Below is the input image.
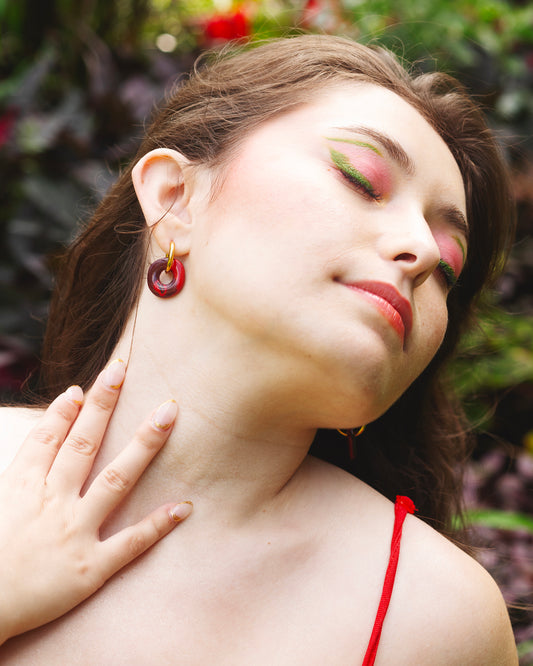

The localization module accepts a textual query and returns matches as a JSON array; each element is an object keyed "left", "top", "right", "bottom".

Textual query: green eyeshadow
[
  {"left": 329, "top": 147, "right": 374, "bottom": 195},
  {"left": 438, "top": 259, "right": 458, "bottom": 288}
]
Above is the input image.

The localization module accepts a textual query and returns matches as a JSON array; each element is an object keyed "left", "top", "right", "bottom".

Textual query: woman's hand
[{"left": 0, "top": 360, "right": 192, "bottom": 645}]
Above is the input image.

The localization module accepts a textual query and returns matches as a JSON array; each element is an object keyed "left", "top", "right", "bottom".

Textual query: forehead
[{"left": 236, "top": 83, "right": 466, "bottom": 213}]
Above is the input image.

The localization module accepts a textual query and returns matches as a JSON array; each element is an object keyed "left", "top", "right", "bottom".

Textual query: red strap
[{"left": 362, "top": 495, "right": 416, "bottom": 666}]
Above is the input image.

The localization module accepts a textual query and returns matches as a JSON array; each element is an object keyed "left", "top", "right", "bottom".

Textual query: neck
[{"left": 97, "top": 292, "right": 318, "bottom": 534}]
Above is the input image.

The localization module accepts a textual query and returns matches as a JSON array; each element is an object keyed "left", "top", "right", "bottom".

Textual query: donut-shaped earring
[{"left": 147, "top": 242, "right": 185, "bottom": 298}]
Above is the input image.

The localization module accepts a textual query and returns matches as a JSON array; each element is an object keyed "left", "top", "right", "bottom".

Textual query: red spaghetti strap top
[{"left": 362, "top": 495, "right": 416, "bottom": 666}]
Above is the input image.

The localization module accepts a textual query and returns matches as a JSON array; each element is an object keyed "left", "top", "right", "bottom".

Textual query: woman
[{"left": 0, "top": 35, "right": 517, "bottom": 663}]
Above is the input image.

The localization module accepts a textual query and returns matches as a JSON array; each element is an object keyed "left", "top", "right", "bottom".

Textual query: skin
[
  {"left": 0, "top": 83, "right": 517, "bottom": 664},
  {"left": 0, "top": 363, "right": 193, "bottom": 646}
]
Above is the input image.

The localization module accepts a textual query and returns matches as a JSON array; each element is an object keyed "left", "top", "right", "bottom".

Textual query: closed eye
[
  {"left": 329, "top": 148, "right": 382, "bottom": 202},
  {"left": 437, "top": 259, "right": 458, "bottom": 290}
]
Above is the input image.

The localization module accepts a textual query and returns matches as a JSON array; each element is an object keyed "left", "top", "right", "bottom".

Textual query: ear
[{"left": 132, "top": 148, "right": 194, "bottom": 257}]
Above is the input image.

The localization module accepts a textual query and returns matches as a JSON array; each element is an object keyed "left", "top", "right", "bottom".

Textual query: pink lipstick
[{"left": 342, "top": 280, "right": 413, "bottom": 343}]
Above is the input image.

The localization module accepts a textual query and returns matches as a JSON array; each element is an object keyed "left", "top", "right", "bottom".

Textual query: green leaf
[{"left": 464, "top": 508, "right": 533, "bottom": 534}]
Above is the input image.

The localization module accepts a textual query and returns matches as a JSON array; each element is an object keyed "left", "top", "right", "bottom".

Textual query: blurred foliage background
[{"left": 1, "top": 0, "right": 532, "bottom": 659}]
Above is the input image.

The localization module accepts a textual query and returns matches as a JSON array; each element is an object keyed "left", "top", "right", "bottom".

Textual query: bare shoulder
[
  {"left": 388, "top": 513, "right": 518, "bottom": 665},
  {"left": 0, "top": 406, "right": 42, "bottom": 471},
  {"left": 304, "top": 457, "right": 517, "bottom": 665}
]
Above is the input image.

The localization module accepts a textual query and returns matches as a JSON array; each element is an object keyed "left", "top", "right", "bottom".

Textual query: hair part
[{"left": 38, "top": 35, "right": 515, "bottom": 538}]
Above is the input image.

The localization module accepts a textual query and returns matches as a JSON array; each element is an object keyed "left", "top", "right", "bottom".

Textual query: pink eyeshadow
[
  {"left": 433, "top": 232, "right": 465, "bottom": 277},
  {"left": 327, "top": 140, "right": 392, "bottom": 197}
]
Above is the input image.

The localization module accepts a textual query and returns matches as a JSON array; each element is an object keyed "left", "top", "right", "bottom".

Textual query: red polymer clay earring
[{"left": 147, "top": 241, "right": 185, "bottom": 298}]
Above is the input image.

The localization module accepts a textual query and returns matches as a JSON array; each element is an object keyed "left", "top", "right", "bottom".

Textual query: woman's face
[{"left": 186, "top": 83, "right": 468, "bottom": 426}]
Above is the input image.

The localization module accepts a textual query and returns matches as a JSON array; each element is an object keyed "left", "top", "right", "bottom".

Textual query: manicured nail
[
  {"left": 152, "top": 399, "right": 177, "bottom": 431},
  {"left": 103, "top": 359, "right": 126, "bottom": 390},
  {"left": 169, "top": 501, "right": 193, "bottom": 523},
  {"left": 65, "top": 385, "right": 83, "bottom": 405}
]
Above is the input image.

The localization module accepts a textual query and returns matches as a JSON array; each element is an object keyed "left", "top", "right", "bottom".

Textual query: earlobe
[{"left": 132, "top": 148, "right": 193, "bottom": 254}]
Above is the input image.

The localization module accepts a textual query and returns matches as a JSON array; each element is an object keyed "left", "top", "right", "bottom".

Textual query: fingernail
[
  {"left": 169, "top": 501, "right": 193, "bottom": 523},
  {"left": 65, "top": 385, "right": 83, "bottom": 405},
  {"left": 152, "top": 399, "right": 177, "bottom": 431},
  {"left": 103, "top": 359, "right": 126, "bottom": 390}
]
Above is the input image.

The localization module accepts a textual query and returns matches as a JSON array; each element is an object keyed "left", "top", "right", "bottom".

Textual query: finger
[
  {"left": 47, "top": 359, "right": 126, "bottom": 490},
  {"left": 98, "top": 501, "right": 193, "bottom": 579},
  {"left": 10, "top": 386, "right": 84, "bottom": 477},
  {"left": 80, "top": 400, "right": 177, "bottom": 525}
]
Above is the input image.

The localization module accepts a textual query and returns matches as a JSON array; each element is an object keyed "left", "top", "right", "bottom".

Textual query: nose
[{"left": 377, "top": 208, "right": 441, "bottom": 288}]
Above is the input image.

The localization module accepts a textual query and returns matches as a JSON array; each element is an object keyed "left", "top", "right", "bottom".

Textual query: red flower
[{"left": 203, "top": 9, "right": 250, "bottom": 44}]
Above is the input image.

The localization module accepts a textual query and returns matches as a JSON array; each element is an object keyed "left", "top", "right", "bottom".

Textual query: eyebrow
[
  {"left": 436, "top": 204, "right": 470, "bottom": 242},
  {"left": 333, "top": 125, "right": 415, "bottom": 176},
  {"left": 331, "top": 125, "right": 469, "bottom": 239}
]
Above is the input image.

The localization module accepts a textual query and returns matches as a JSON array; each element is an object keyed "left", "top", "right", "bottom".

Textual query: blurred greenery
[
  {"left": 466, "top": 508, "right": 533, "bottom": 533},
  {"left": 450, "top": 309, "right": 533, "bottom": 446},
  {"left": 456, "top": 313, "right": 533, "bottom": 394},
  {"left": 519, "top": 640, "right": 533, "bottom": 660}
]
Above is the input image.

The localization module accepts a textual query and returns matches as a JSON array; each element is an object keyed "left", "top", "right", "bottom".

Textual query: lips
[{"left": 342, "top": 280, "right": 413, "bottom": 344}]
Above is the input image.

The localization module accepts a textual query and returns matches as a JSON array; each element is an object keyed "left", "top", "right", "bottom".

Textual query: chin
[
  {"left": 294, "top": 334, "right": 424, "bottom": 424},
  {"left": 335, "top": 365, "right": 422, "bottom": 426},
  {"left": 311, "top": 382, "right": 396, "bottom": 430}
]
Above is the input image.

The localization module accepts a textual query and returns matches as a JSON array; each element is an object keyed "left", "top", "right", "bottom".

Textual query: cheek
[
  {"left": 427, "top": 306, "right": 449, "bottom": 360},
  {"left": 414, "top": 288, "right": 449, "bottom": 361}
]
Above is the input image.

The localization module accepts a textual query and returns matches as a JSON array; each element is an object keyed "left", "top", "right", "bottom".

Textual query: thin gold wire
[
  {"left": 336, "top": 425, "right": 365, "bottom": 437},
  {"left": 166, "top": 241, "right": 175, "bottom": 273}
]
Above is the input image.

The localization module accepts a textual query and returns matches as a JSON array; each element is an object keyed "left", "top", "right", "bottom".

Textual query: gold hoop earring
[
  {"left": 337, "top": 426, "right": 365, "bottom": 459},
  {"left": 337, "top": 426, "right": 365, "bottom": 438}
]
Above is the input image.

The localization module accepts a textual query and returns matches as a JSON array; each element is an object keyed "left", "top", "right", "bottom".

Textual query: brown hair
[{"left": 38, "top": 35, "right": 515, "bottom": 537}]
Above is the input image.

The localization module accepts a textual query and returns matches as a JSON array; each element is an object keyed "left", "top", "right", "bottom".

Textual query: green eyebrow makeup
[
  {"left": 326, "top": 136, "right": 383, "bottom": 156},
  {"left": 453, "top": 235, "right": 466, "bottom": 263}
]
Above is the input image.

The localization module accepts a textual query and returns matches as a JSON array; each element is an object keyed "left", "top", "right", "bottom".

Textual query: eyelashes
[
  {"left": 329, "top": 148, "right": 382, "bottom": 202},
  {"left": 437, "top": 259, "right": 458, "bottom": 290}
]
